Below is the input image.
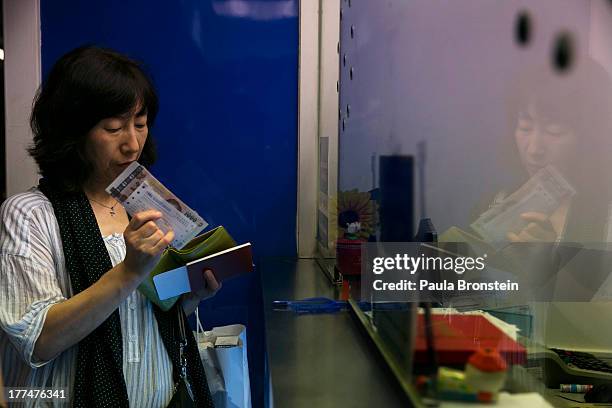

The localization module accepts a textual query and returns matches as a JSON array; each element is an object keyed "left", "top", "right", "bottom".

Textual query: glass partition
[{"left": 333, "top": 1, "right": 612, "bottom": 405}]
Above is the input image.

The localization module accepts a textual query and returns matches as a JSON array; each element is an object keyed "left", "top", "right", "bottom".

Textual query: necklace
[{"left": 88, "top": 197, "right": 119, "bottom": 216}]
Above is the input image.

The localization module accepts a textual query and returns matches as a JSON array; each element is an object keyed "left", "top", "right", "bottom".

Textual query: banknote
[
  {"left": 471, "top": 165, "right": 575, "bottom": 246},
  {"left": 106, "top": 162, "right": 208, "bottom": 249}
]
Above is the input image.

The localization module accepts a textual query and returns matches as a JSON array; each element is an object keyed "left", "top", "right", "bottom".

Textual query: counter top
[{"left": 260, "top": 258, "right": 410, "bottom": 407}]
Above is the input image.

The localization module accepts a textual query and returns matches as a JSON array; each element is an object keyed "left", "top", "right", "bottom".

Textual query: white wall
[
  {"left": 297, "top": 0, "right": 320, "bottom": 257},
  {"left": 316, "top": 0, "right": 340, "bottom": 258},
  {"left": 298, "top": 0, "right": 340, "bottom": 258},
  {"left": 3, "top": 0, "right": 40, "bottom": 196}
]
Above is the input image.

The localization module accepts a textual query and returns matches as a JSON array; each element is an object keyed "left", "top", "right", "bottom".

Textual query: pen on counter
[
  {"left": 560, "top": 384, "right": 593, "bottom": 393},
  {"left": 272, "top": 298, "right": 413, "bottom": 314},
  {"left": 272, "top": 297, "right": 347, "bottom": 314}
]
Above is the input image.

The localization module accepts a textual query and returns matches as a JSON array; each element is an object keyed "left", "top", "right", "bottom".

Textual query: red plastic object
[
  {"left": 468, "top": 348, "right": 507, "bottom": 372},
  {"left": 476, "top": 391, "right": 494, "bottom": 402},
  {"left": 414, "top": 314, "right": 526, "bottom": 366},
  {"left": 340, "top": 279, "right": 350, "bottom": 301},
  {"left": 336, "top": 238, "right": 366, "bottom": 276}
]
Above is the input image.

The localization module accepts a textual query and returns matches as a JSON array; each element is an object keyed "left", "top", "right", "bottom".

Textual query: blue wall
[
  {"left": 41, "top": 0, "right": 298, "bottom": 259},
  {"left": 41, "top": 1, "right": 299, "bottom": 406}
]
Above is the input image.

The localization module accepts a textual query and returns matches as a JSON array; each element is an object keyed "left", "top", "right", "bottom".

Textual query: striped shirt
[{"left": 0, "top": 188, "right": 175, "bottom": 407}]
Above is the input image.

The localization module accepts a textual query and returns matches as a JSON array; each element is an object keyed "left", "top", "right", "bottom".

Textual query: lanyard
[{"left": 177, "top": 305, "right": 195, "bottom": 401}]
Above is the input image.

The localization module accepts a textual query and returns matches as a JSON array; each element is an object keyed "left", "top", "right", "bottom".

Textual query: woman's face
[
  {"left": 514, "top": 102, "right": 578, "bottom": 177},
  {"left": 85, "top": 106, "right": 148, "bottom": 186}
]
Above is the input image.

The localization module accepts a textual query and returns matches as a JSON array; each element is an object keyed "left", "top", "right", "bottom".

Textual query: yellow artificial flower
[{"left": 332, "top": 189, "right": 378, "bottom": 240}]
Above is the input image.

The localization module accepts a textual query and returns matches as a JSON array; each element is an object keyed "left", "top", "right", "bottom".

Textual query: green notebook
[{"left": 138, "top": 226, "right": 237, "bottom": 311}]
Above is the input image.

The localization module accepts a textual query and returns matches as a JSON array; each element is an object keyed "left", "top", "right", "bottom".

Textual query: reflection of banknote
[
  {"left": 471, "top": 166, "right": 575, "bottom": 246},
  {"left": 106, "top": 162, "right": 208, "bottom": 249}
]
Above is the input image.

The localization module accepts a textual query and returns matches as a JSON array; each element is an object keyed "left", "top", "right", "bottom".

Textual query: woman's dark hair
[{"left": 29, "top": 45, "right": 158, "bottom": 192}]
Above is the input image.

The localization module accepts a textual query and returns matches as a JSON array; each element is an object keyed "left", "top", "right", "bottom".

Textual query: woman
[
  {"left": 0, "top": 46, "right": 219, "bottom": 407},
  {"left": 490, "top": 56, "right": 612, "bottom": 245},
  {"left": 469, "top": 56, "right": 612, "bottom": 302},
  {"left": 488, "top": 57, "right": 612, "bottom": 355}
]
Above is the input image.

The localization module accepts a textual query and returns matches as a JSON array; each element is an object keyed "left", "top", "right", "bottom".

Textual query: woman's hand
[
  {"left": 502, "top": 212, "right": 563, "bottom": 293},
  {"left": 182, "top": 269, "right": 221, "bottom": 315},
  {"left": 196, "top": 269, "right": 221, "bottom": 300},
  {"left": 122, "top": 210, "right": 174, "bottom": 280},
  {"left": 507, "top": 212, "right": 558, "bottom": 242},
  {"left": 35, "top": 209, "right": 174, "bottom": 362}
]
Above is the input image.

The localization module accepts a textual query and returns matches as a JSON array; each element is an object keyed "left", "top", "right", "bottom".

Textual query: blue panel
[
  {"left": 40, "top": 0, "right": 298, "bottom": 259},
  {"left": 41, "top": 1, "right": 298, "bottom": 407}
]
